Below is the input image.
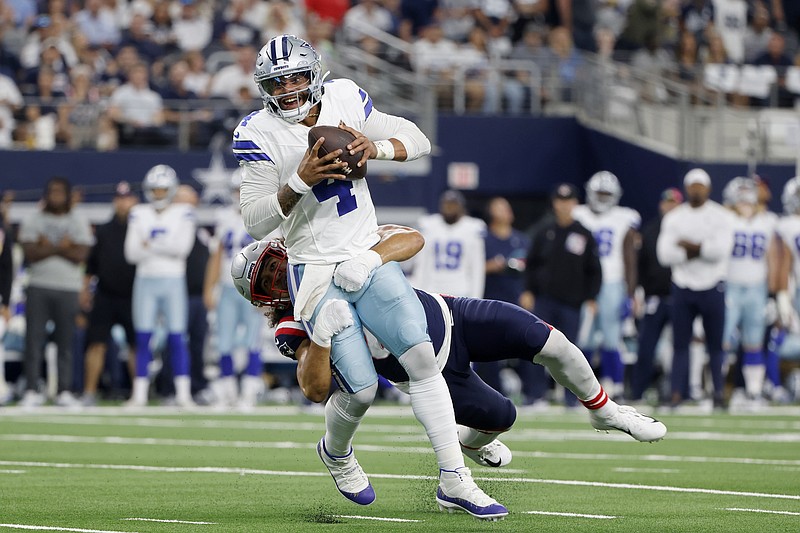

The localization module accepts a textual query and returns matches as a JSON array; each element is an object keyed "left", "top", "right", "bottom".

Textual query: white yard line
[
  {"left": 121, "top": 519, "right": 216, "bottom": 525},
  {"left": 2, "top": 460, "right": 798, "bottom": 501},
  {"left": 0, "top": 524, "right": 137, "bottom": 533},
  {"left": 724, "top": 507, "right": 800, "bottom": 516},
  {"left": 613, "top": 467, "right": 680, "bottom": 474},
  {"left": 331, "top": 516, "right": 421, "bottom": 523},
  {"left": 0, "top": 469, "right": 26, "bottom": 474},
  {"left": 522, "top": 511, "right": 617, "bottom": 519}
]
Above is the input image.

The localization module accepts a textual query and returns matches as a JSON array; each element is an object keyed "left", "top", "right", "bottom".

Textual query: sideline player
[
  {"left": 235, "top": 35, "right": 501, "bottom": 517},
  {"left": 230, "top": 230, "right": 668, "bottom": 489},
  {"left": 573, "top": 171, "right": 640, "bottom": 397},
  {"left": 124, "top": 165, "right": 195, "bottom": 407}
]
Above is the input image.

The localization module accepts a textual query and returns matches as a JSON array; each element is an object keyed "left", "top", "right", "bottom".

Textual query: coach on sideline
[{"left": 657, "top": 169, "right": 735, "bottom": 410}]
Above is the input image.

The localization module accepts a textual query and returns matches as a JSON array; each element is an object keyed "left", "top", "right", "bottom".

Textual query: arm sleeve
[
  {"left": 123, "top": 212, "right": 150, "bottom": 265},
  {"left": 656, "top": 213, "right": 687, "bottom": 267},
  {"left": 239, "top": 161, "right": 288, "bottom": 239},
  {"left": 274, "top": 315, "right": 309, "bottom": 361},
  {"left": 362, "top": 108, "right": 432, "bottom": 161}
]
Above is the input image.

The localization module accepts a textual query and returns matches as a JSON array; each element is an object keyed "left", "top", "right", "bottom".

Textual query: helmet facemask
[
  {"left": 250, "top": 242, "right": 291, "bottom": 309},
  {"left": 586, "top": 171, "right": 622, "bottom": 214}
]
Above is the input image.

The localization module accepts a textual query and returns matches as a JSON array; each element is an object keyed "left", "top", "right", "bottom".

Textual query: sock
[
  {"left": 458, "top": 425, "right": 502, "bottom": 450},
  {"left": 168, "top": 333, "right": 189, "bottom": 377},
  {"left": 131, "top": 377, "right": 149, "bottom": 403},
  {"left": 742, "top": 350, "right": 765, "bottom": 398},
  {"left": 323, "top": 384, "right": 376, "bottom": 457},
  {"left": 219, "top": 354, "right": 234, "bottom": 377},
  {"left": 174, "top": 375, "right": 191, "bottom": 401},
  {"left": 399, "top": 343, "right": 463, "bottom": 471},
  {"left": 134, "top": 332, "right": 152, "bottom": 378},
  {"left": 246, "top": 351, "right": 261, "bottom": 377},
  {"left": 534, "top": 328, "right": 602, "bottom": 402}
]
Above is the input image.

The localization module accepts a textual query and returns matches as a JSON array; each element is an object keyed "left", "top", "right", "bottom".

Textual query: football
[{"left": 308, "top": 125, "right": 367, "bottom": 180}]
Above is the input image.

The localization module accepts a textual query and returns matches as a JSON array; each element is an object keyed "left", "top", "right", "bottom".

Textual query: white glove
[
  {"left": 311, "top": 299, "right": 354, "bottom": 348},
  {"left": 776, "top": 290, "right": 794, "bottom": 327},
  {"left": 334, "top": 250, "right": 382, "bottom": 292}
]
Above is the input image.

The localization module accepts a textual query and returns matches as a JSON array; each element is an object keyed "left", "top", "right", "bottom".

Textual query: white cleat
[
  {"left": 436, "top": 467, "right": 508, "bottom": 521},
  {"left": 590, "top": 402, "right": 667, "bottom": 442},
  {"left": 317, "top": 438, "right": 375, "bottom": 505},
  {"left": 461, "top": 439, "right": 512, "bottom": 468}
]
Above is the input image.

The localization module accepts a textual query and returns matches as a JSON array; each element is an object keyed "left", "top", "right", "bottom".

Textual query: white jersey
[
  {"left": 728, "top": 210, "right": 776, "bottom": 285},
  {"left": 124, "top": 203, "right": 195, "bottom": 278},
  {"left": 776, "top": 214, "right": 800, "bottom": 282},
  {"left": 409, "top": 214, "right": 486, "bottom": 298},
  {"left": 236, "top": 78, "right": 431, "bottom": 265},
  {"left": 713, "top": 0, "right": 747, "bottom": 64},
  {"left": 572, "top": 204, "right": 640, "bottom": 284},
  {"left": 212, "top": 206, "right": 258, "bottom": 288}
]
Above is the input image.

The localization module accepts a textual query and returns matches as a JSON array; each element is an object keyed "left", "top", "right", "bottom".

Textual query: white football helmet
[
  {"left": 586, "top": 171, "right": 622, "bottom": 214},
  {"left": 782, "top": 176, "right": 800, "bottom": 215},
  {"left": 231, "top": 239, "right": 290, "bottom": 309},
  {"left": 722, "top": 177, "right": 758, "bottom": 207},
  {"left": 142, "top": 164, "right": 178, "bottom": 210},
  {"left": 254, "top": 34, "right": 328, "bottom": 123}
]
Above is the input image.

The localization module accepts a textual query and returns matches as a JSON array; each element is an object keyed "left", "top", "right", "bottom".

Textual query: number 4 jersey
[{"left": 236, "top": 78, "right": 430, "bottom": 265}]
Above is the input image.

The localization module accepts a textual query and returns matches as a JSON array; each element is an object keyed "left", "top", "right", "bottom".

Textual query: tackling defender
[
  {"left": 230, "top": 229, "right": 668, "bottom": 514},
  {"left": 234, "top": 34, "right": 502, "bottom": 517}
]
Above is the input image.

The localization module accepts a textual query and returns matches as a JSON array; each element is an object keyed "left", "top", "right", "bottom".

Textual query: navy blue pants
[
  {"left": 631, "top": 296, "right": 672, "bottom": 400},
  {"left": 670, "top": 283, "right": 726, "bottom": 402},
  {"left": 531, "top": 296, "right": 581, "bottom": 404}
]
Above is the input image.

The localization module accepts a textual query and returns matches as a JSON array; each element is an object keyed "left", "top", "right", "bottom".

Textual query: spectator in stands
[
  {"left": 108, "top": 61, "right": 167, "bottom": 145},
  {"left": 544, "top": 26, "right": 583, "bottom": 103},
  {"left": 18, "top": 176, "right": 93, "bottom": 407},
  {"left": 704, "top": 30, "right": 731, "bottom": 64},
  {"left": 208, "top": 45, "right": 259, "bottom": 101},
  {"left": 680, "top": 0, "right": 715, "bottom": 45},
  {"left": 474, "top": 197, "right": 534, "bottom": 403},
  {"left": 410, "top": 190, "right": 487, "bottom": 299},
  {"left": 439, "top": 0, "right": 476, "bottom": 43},
  {"left": 172, "top": 0, "right": 212, "bottom": 53},
  {"left": 505, "top": 23, "right": 549, "bottom": 112},
  {"left": 410, "top": 22, "right": 459, "bottom": 110},
  {"left": 7, "top": 0, "right": 36, "bottom": 28},
  {"left": 305, "top": 0, "right": 349, "bottom": 29},
  {"left": 74, "top": 0, "right": 120, "bottom": 49},
  {"left": 58, "top": 64, "right": 107, "bottom": 150},
  {"left": 544, "top": 0, "right": 597, "bottom": 52},
  {"left": 617, "top": 0, "right": 664, "bottom": 52},
  {"left": 343, "top": 0, "right": 394, "bottom": 45},
  {"left": 771, "top": 0, "right": 800, "bottom": 43},
  {"left": 457, "top": 26, "right": 493, "bottom": 113},
  {"left": 753, "top": 32, "right": 794, "bottom": 107},
  {"left": 630, "top": 187, "right": 682, "bottom": 403},
  {"left": 631, "top": 32, "right": 675, "bottom": 102},
  {"left": 744, "top": 2, "right": 773, "bottom": 65},
  {"left": 657, "top": 168, "right": 735, "bottom": 409},
  {"left": 19, "top": 15, "right": 78, "bottom": 71},
  {"left": 472, "top": 0, "right": 513, "bottom": 57},
  {"left": 157, "top": 59, "right": 212, "bottom": 147},
  {"left": 182, "top": 50, "right": 210, "bottom": 98},
  {"left": 172, "top": 184, "right": 210, "bottom": 404},
  {"left": 148, "top": 0, "right": 177, "bottom": 54},
  {"left": 0, "top": 71, "right": 23, "bottom": 148},
  {"left": 119, "top": 13, "right": 164, "bottom": 63},
  {"left": 212, "top": 0, "right": 259, "bottom": 52},
  {"left": 399, "top": 0, "right": 441, "bottom": 41},
  {"left": 80, "top": 181, "right": 138, "bottom": 405},
  {"left": 523, "top": 183, "right": 602, "bottom": 405},
  {"left": 675, "top": 30, "right": 700, "bottom": 84},
  {"left": 261, "top": 0, "right": 305, "bottom": 45}
]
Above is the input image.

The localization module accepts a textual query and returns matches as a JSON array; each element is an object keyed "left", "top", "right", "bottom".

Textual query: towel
[{"left": 293, "top": 263, "right": 336, "bottom": 322}]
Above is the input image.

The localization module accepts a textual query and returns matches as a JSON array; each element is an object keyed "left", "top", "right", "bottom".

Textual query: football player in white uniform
[
  {"left": 774, "top": 177, "right": 800, "bottom": 398},
  {"left": 722, "top": 177, "right": 778, "bottom": 402},
  {"left": 410, "top": 190, "right": 487, "bottom": 298},
  {"left": 204, "top": 171, "right": 274, "bottom": 408},
  {"left": 124, "top": 165, "right": 196, "bottom": 407},
  {"left": 235, "top": 35, "right": 504, "bottom": 517},
  {"left": 573, "top": 171, "right": 640, "bottom": 397}
]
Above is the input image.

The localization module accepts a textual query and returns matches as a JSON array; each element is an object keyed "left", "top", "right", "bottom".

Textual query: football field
[{"left": 1, "top": 404, "right": 799, "bottom": 532}]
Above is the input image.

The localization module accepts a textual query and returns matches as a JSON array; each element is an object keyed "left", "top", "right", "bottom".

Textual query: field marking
[
  {"left": 613, "top": 467, "right": 680, "bottom": 474},
  {"left": 121, "top": 519, "right": 216, "bottom": 525},
  {"left": 724, "top": 508, "right": 800, "bottom": 516},
  {"left": 2, "top": 460, "right": 799, "bottom": 501},
  {"left": 3, "top": 433, "right": 800, "bottom": 468},
  {"left": 332, "top": 515, "right": 421, "bottom": 523},
  {"left": 522, "top": 511, "right": 617, "bottom": 519},
  {"left": 0, "top": 524, "right": 138, "bottom": 533},
  {"left": 0, "top": 469, "right": 26, "bottom": 474}
]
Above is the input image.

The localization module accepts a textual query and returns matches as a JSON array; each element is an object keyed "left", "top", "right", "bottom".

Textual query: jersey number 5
[{"left": 313, "top": 180, "right": 357, "bottom": 216}]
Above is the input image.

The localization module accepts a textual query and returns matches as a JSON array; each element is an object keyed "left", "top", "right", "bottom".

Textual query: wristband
[
  {"left": 373, "top": 140, "right": 395, "bottom": 160},
  {"left": 287, "top": 172, "right": 311, "bottom": 195}
]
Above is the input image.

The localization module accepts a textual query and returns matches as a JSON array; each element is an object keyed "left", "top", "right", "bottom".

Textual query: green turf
[{"left": 1, "top": 405, "right": 799, "bottom": 532}]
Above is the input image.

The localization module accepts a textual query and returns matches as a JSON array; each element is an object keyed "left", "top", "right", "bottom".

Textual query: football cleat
[
  {"left": 317, "top": 438, "right": 375, "bottom": 505},
  {"left": 590, "top": 402, "right": 667, "bottom": 442},
  {"left": 461, "top": 439, "right": 512, "bottom": 468},
  {"left": 436, "top": 467, "right": 508, "bottom": 521}
]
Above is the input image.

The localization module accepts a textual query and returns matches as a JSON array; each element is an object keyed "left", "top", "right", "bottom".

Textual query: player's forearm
[
  {"left": 240, "top": 193, "right": 287, "bottom": 240},
  {"left": 373, "top": 225, "right": 424, "bottom": 263},
  {"left": 57, "top": 244, "right": 90, "bottom": 264},
  {"left": 22, "top": 242, "right": 57, "bottom": 263},
  {"left": 295, "top": 340, "right": 332, "bottom": 403}
]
